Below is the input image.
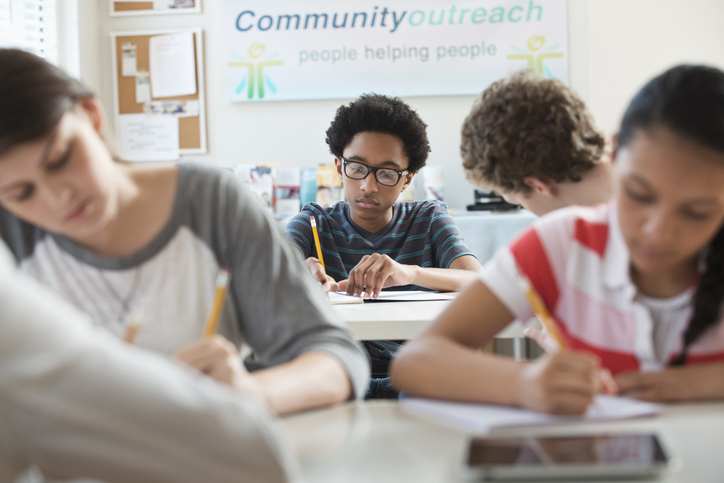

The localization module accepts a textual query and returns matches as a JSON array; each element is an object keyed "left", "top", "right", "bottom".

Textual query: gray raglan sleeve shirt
[{"left": 181, "top": 166, "right": 369, "bottom": 399}]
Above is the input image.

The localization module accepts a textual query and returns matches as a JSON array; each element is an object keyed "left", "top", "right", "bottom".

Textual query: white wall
[
  {"left": 588, "top": 0, "right": 724, "bottom": 135},
  {"left": 70, "top": 0, "right": 724, "bottom": 210}
]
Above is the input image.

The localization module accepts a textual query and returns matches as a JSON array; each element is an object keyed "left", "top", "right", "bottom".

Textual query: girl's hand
[
  {"left": 174, "top": 335, "right": 267, "bottom": 406},
  {"left": 523, "top": 328, "right": 618, "bottom": 396},
  {"left": 304, "top": 256, "right": 339, "bottom": 292},
  {"left": 342, "top": 253, "right": 416, "bottom": 298},
  {"left": 614, "top": 364, "right": 724, "bottom": 402},
  {"left": 517, "top": 351, "right": 601, "bottom": 415}
]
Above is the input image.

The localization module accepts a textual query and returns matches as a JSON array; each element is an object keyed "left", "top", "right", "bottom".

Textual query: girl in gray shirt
[{"left": 0, "top": 49, "right": 368, "bottom": 415}]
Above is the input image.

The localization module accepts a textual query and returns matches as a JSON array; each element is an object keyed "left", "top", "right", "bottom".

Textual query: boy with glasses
[{"left": 285, "top": 94, "right": 481, "bottom": 396}]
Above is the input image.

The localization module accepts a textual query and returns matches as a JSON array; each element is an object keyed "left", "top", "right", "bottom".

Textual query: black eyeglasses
[{"left": 341, "top": 157, "right": 409, "bottom": 187}]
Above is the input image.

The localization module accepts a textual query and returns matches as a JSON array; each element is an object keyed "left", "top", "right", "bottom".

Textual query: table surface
[
  {"left": 333, "top": 299, "right": 523, "bottom": 340},
  {"left": 282, "top": 400, "right": 724, "bottom": 483}
]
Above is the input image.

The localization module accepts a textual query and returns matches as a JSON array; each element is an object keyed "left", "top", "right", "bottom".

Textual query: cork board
[
  {"left": 110, "top": 1, "right": 201, "bottom": 16},
  {"left": 111, "top": 28, "right": 206, "bottom": 154}
]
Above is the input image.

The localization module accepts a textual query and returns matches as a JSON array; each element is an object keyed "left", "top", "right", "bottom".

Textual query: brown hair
[
  {"left": 460, "top": 70, "right": 605, "bottom": 193},
  {"left": 0, "top": 49, "right": 94, "bottom": 157}
]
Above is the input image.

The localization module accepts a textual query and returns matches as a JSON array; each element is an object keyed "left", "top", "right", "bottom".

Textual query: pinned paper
[
  {"left": 118, "top": 113, "right": 179, "bottom": 162},
  {"left": 121, "top": 42, "right": 137, "bottom": 77},
  {"left": 143, "top": 99, "right": 199, "bottom": 117},
  {"left": 149, "top": 32, "right": 197, "bottom": 98},
  {"left": 135, "top": 69, "right": 151, "bottom": 104}
]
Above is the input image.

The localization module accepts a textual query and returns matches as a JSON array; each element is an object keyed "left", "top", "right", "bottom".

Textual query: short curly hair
[
  {"left": 461, "top": 70, "right": 605, "bottom": 194},
  {"left": 326, "top": 94, "right": 430, "bottom": 173}
]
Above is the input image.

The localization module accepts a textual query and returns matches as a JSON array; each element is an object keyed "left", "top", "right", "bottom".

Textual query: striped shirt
[
  {"left": 480, "top": 202, "right": 724, "bottom": 375},
  {"left": 285, "top": 201, "right": 474, "bottom": 285}
]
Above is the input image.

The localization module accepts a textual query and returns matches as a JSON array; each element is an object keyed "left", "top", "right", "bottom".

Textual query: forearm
[
  {"left": 390, "top": 334, "right": 524, "bottom": 406},
  {"left": 253, "top": 351, "right": 353, "bottom": 415},
  {"left": 411, "top": 266, "right": 480, "bottom": 292}
]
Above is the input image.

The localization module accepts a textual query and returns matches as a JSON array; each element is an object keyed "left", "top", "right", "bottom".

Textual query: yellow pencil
[
  {"left": 203, "top": 268, "right": 231, "bottom": 338},
  {"left": 518, "top": 275, "right": 566, "bottom": 349},
  {"left": 310, "top": 216, "right": 326, "bottom": 275},
  {"left": 122, "top": 308, "right": 145, "bottom": 344}
]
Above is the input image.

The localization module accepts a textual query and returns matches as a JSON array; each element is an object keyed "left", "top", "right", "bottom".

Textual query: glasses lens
[
  {"left": 376, "top": 169, "right": 401, "bottom": 186},
  {"left": 345, "top": 161, "right": 369, "bottom": 180}
]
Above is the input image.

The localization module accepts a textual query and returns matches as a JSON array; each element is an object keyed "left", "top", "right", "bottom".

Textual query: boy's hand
[
  {"left": 344, "top": 253, "right": 417, "bottom": 298},
  {"left": 174, "top": 335, "right": 267, "bottom": 407},
  {"left": 517, "top": 351, "right": 600, "bottom": 415},
  {"left": 304, "top": 256, "right": 339, "bottom": 292}
]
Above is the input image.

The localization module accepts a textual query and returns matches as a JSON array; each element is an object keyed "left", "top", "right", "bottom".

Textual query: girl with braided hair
[{"left": 392, "top": 64, "right": 724, "bottom": 414}]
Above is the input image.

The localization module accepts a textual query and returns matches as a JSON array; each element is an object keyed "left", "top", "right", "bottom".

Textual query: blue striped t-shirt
[{"left": 285, "top": 201, "right": 475, "bottom": 284}]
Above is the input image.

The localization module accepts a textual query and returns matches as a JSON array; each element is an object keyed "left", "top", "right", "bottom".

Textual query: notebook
[
  {"left": 328, "top": 290, "right": 457, "bottom": 305},
  {"left": 401, "top": 395, "right": 660, "bottom": 434}
]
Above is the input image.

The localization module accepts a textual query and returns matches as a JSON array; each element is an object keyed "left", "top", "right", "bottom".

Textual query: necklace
[{"left": 97, "top": 267, "right": 142, "bottom": 324}]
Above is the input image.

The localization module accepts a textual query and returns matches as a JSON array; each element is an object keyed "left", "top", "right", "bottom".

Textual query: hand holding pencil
[
  {"left": 515, "top": 275, "right": 616, "bottom": 414},
  {"left": 306, "top": 216, "right": 338, "bottom": 292}
]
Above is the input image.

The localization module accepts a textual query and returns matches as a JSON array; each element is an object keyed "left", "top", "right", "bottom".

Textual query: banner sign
[{"left": 222, "top": 0, "right": 567, "bottom": 102}]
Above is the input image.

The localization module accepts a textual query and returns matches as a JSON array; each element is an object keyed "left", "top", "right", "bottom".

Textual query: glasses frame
[{"left": 341, "top": 157, "right": 409, "bottom": 187}]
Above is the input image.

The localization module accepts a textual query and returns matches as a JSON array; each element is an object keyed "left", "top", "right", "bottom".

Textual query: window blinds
[{"left": 0, "top": 0, "right": 57, "bottom": 63}]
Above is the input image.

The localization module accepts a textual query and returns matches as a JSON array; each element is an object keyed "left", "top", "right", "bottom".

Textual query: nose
[
  {"left": 641, "top": 208, "right": 677, "bottom": 243},
  {"left": 360, "top": 173, "right": 379, "bottom": 193},
  {"left": 41, "top": 176, "right": 73, "bottom": 206}
]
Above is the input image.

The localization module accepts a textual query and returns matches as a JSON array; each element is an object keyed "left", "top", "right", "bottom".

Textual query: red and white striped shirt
[{"left": 480, "top": 203, "right": 724, "bottom": 375}]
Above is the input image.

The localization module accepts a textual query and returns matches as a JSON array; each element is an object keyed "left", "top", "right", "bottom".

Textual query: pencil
[
  {"left": 518, "top": 275, "right": 566, "bottom": 349},
  {"left": 122, "top": 308, "right": 145, "bottom": 344},
  {"left": 203, "top": 268, "right": 231, "bottom": 338},
  {"left": 310, "top": 216, "right": 326, "bottom": 275}
]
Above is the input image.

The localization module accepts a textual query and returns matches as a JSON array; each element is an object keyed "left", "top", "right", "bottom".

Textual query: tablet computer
[{"left": 460, "top": 433, "right": 675, "bottom": 481}]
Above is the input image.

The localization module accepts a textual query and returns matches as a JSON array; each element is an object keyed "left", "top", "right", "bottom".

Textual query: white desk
[
  {"left": 282, "top": 400, "right": 724, "bottom": 483},
  {"left": 333, "top": 300, "right": 524, "bottom": 341}
]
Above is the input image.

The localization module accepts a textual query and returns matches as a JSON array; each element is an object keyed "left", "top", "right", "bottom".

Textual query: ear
[
  {"left": 401, "top": 171, "right": 416, "bottom": 191},
  {"left": 334, "top": 157, "right": 344, "bottom": 182},
  {"left": 610, "top": 134, "right": 618, "bottom": 162},
  {"left": 523, "top": 177, "right": 556, "bottom": 198},
  {"left": 76, "top": 97, "right": 105, "bottom": 134}
]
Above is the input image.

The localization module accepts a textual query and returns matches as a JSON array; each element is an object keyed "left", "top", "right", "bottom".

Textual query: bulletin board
[
  {"left": 110, "top": 1, "right": 202, "bottom": 17},
  {"left": 110, "top": 28, "right": 207, "bottom": 157}
]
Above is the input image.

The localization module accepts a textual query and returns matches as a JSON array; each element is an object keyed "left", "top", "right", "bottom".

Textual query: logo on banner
[
  {"left": 506, "top": 34, "right": 563, "bottom": 78},
  {"left": 228, "top": 43, "right": 284, "bottom": 99}
]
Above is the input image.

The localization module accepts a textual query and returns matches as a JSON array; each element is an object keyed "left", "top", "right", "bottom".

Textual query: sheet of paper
[
  {"left": 118, "top": 113, "right": 179, "bottom": 162},
  {"left": 401, "top": 395, "right": 660, "bottom": 435},
  {"left": 149, "top": 32, "right": 197, "bottom": 98},
  {"left": 121, "top": 42, "right": 137, "bottom": 77},
  {"left": 135, "top": 69, "right": 151, "bottom": 104},
  {"left": 364, "top": 290, "right": 458, "bottom": 302},
  {"left": 329, "top": 292, "right": 365, "bottom": 305}
]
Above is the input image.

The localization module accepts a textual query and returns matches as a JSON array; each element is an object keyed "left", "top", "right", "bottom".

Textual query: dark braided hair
[
  {"left": 618, "top": 65, "right": 724, "bottom": 365},
  {"left": 325, "top": 93, "right": 430, "bottom": 173}
]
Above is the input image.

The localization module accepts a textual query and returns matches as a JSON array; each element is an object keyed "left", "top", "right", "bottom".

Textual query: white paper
[
  {"left": 135, "top": 69, "right": 151, "bottom": 104},
  {"left": 121, "top": 42, "right": 137, "bottom": 77},
  {"left": 149, "top": 32, "right": 197, "bottom": 98},
  {"left": 401, "top": 395, "right": 660, "bottom": 435},
  {"left": 329, "top": 292, "right": 365, "bottom": 305},
  {"left": 118, "top": 114, "right": 179, "bottom": 162}
]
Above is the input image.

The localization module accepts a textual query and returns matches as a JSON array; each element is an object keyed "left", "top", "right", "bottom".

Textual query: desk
[
  {"left": 282, "top": 400, "right": 724, "bottom": 483},
  {"left": 333, "top": 300, "right": 524, "bottom": 341}
]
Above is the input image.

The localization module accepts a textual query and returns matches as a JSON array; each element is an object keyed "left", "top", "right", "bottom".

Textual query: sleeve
[
  {"left": 0, "top": 244, "right": 300, "bottom": 483},
  {"left": 479, "top": 210, "right": 574, "bottom": 322},
  {"left": 284, "top": 205, "right": 316, "bottom": 259},
  {"left": 211, "top": 172, "right": 369, "bottom": 400},
  {"left": 428, "top": 202, "right": 477, "bottom": 268}
]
